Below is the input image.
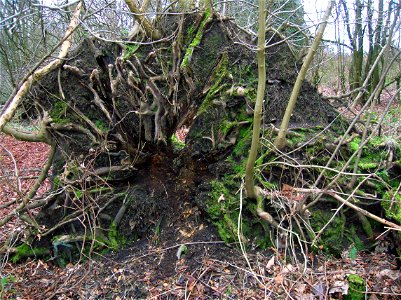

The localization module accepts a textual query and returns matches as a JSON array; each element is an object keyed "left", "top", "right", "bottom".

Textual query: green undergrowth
[
  {"left": 345, "top": 274, "right": 366, "bottom": 300},
  {"left": 204, "top": 121, "right": 401, "bottom": 255}
]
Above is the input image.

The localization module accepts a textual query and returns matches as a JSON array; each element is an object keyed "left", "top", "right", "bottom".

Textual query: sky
[
  {"left": 303, "top": 0, "right": 344, "bottom": 43},
  {"left": 42, "top": 0, "right": 385, "bottom": 49}
]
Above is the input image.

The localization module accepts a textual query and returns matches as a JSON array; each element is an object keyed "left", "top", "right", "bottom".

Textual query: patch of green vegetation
[
  {"left": 310, "top": 208, "right": 368, "bottom": 256},
  {"left": 226, "top": 125, "right": 253, "bottom": 176},
  {"left": 123, "top": 43, "right": 140, "bottom": 60},
  {"left": 345, "top": 274, "right": 365, "bottom": 300},
  {"left": 219, "top": 120, "right": 237, "bottom": 136},
  {"left": 382, "top": 190, "right": 401, "bottom": 224},
  {"left": 235, "top": 63, "right": 257, "bottom": 87},
  {"left": 348, "top": 137, "right": 361, "bottom": 152},
  {"left": 357, "top": 159, "right": 378, "bottom": 170},
  {"left": 0, "top": 274, "right": 15, "bottom": 298},
  {"left": 95, "top": 119, "right": 108, "bottom": 133},
  {"left": 170, "top": 134, "right": 185, "bottom": 151},
  {"left": 197, "top": 52, "right": 230, "bottom": 115},
  {"left": 106, "top": 222, "right": 126, "bottom": 251},
  {"left": 181, "top": 9, "right": 212, "bottom": 69},
  {"left": 73, "top": 188, "right": 83, "bottom": 199},
  {"left": 11, "top": 243, "right": 49, "bottom": 263},
  {"left": 52, "top": 175, "right": 61, "bottom": 189},
  {"left": 50, "top": 101, "right": 69, "bottom": 124},
  {"left": 232, "top": 125, "right": 253, "bottom": 158},
  {"left": 310, "top": 209, "right": 346, "bottom": 255},
  {"left": 186, "top": 23, "right": 196, "bottom": 39},
  {"left": 346, "top": 225, "right": 365, "bottom": 251},
  {"left": 205, "top": 173, "right": 272, "bottom": 248}
]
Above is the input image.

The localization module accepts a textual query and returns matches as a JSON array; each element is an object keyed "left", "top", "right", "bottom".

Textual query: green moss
[
  {"left": 123, "top": 43, "right": 140, "bottom": 60},
  {"left": 50, "top": 101, "right": 69, "bottom": 124},
  {"left": 11, "top": 244, "right": 49, "bottom": 263},
  {"left": 345, "top": 274, "right": 365, "bottom": 300},
  {"left": 52, "top": 175, "right": 61, "bottom": 189},
  {"left": 197, "top": 52, "right": 230, "bottom": 115},
  {"left": 310, "top": 209, "right": 346, "bottom": 255},
  {"left": 181, "top": 9, "right": 212, "bottom": 69},
  {"left": 170, "top": 134, "right": 185, "bottom": 150},
  {"left": 219, "top": 120, "right": 237, "bottom": 136},
  {"left": 95, "top": 119, "right": 108, "bottom": 133},
  {"left": 382, "top": 190, "right": 401, "bottom": 224},
  {"left": 357, "top": 160, "right": 378, "bottom": 170},
  {"left": 186, "top": 23, "right": 196, "bottom": 39},
  {"left": 206, "top": 174, "right": 273, "bottom": 248},
  {"left": 106, "top": 222, "right": 125, "bottom": 250},
  {"left": 349, "top": 137, "right": 361, "bottom": 152},
  {"left": 235, "top": 63, "right": 257, "bottom": 87}
]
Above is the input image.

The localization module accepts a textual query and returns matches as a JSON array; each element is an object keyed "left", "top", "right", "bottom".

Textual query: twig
[
  {"left": 294, "top": 188, "right": 401, "bottom": 231},
  {"left": 0, "top": 143, "right": 55, "bottom": 227}
]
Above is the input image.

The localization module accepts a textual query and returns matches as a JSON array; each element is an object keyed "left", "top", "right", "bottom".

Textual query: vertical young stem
[
  {"left": 274, "top": 0, "right": 334, "bottom": 150},
  {"left": 244, "top": 0, "right": 266, "bottom": 199}
]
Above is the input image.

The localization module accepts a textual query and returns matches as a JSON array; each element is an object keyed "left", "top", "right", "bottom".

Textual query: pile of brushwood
[{"left": 2, "top": 11, "right": 400, "bottom": 264}]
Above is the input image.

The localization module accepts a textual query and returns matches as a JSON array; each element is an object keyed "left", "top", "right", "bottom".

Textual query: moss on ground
[
  {"left": 345, "top": 274, "right": 365, "bottom": 300},
  {"left": 11, "top": 244, "right": 49, "bottom": 263}
]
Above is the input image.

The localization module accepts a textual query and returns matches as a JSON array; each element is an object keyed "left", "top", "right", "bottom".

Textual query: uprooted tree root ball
[{"left": 1, "top": 11, "right": 400, "bottom": 267}]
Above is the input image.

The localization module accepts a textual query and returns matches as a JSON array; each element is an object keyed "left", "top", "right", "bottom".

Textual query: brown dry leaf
[
  {"left": 266, "top": 255, "right": 275, "bottom": 269},
  {"left": 179, "top": 229, "right": 195, "bottom": 237},
  {"left": 281, "top": 264, "right": 294, "bottom": 274},
  {"left": 274, "top": 274, "right": 284, "bottom": 285},
  {"left": 196, "top": 283, "right": 205, "bottom": 299}
]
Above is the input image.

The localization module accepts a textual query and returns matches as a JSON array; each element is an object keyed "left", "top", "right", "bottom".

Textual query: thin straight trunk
[
  {"left": 244, "top": 0, "right": 266, "bottom": 199},
  {"left": 352, "top": 0, "right": 364, "bottom": 102},
  {"left": 274, "top": 0, "right": 334, "bottom": 150}
]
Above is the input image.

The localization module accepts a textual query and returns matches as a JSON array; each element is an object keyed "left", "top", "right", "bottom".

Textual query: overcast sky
[{"left": 303, "top": 0, "right": 342, "bottom": 42}]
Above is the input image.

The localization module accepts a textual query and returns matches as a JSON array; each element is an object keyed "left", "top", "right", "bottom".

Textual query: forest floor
[{"left": 0, "top": 90, "right": 401, "bottom": 299}]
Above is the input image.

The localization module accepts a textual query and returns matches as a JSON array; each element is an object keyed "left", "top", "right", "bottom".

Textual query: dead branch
[
  {"left": 294, "top": 188, "right": 401, "bottom": 231},
  {"left": 2, "top": 113, "right": 52, "bottom": 144},
  {"left": 0, "top": 143, "right": 56, "bottom": 227},
  {"left": 124, "top": 0, "right": 161, "bottom": 40},
  {"left": 0, "top": 1, "right": 83, "bottom": 131},
  {"left": 322, "top": 87, "right": 366, "bottom": 101}
]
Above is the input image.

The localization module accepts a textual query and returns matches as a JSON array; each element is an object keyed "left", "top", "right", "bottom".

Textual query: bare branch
[{"left": 0, "top": 1, "right": 83, "bottom": 131}]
